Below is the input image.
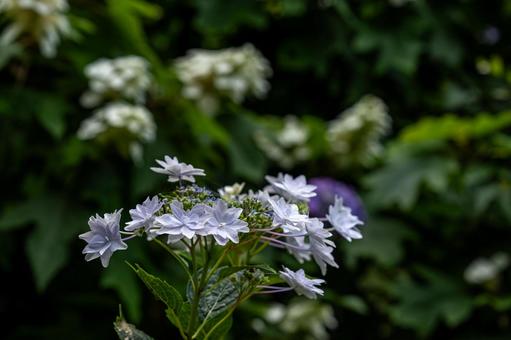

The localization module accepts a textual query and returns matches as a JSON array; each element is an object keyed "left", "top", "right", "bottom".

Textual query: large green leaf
[
  {"left": 344, "top": 218, "right": 416, "bottom": 267},
  {"left": 131, "top": 264, "right": 185, "bottom": 332},
  {"left": 106, "top": 0, "right": 162, "bottom": 69},
  {"left": 0, "top": 195, "right": 86, "bottom": 291},
  {"left": 365, "top": 151, "right": 458, "bottom": 210},
  {"left": 400, "top": 112, "right": 511, "bottom": 144},
  {"left": 388, "top": 268, "right": 474, "bottom": 336}
]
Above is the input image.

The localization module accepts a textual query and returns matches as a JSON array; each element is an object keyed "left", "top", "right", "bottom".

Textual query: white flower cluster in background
[
  {"left": 77, "top": 102, "right": 156, "bottom": 142},
  {"left": 253, "top": 298, "right": 338, "bottom": 340},
  {"left": 328, "top": 94, "right": 391, "bottom": 168},
  {"left": 0, "top": 0, "right": 72, "bottom": 57},
  {"left": 464, "top": 252, "right": 509, "bottom": 285},
  {"left": 80, "top": 56, "right": 151, "bottom": 108},
  {"left": 175, "top": 43, "right": 272, "bottom": 115},
  {"left": 255, "top": 115, "right": 311, "bottom": 169},
  {"left": 77, "top": 55, "right": 155, "bottom": 161}
]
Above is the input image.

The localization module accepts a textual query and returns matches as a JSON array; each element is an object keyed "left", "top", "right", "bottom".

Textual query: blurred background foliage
[{"left": 1, "top": 0, "right": 511, "bottom": 339}]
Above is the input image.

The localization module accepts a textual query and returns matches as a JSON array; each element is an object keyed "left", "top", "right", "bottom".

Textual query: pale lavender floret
[
  {"left": 306, "top": 219, "right": 338, "bottom": 275},
  {"left": 279, "top": 267, "right": 325, "bottom": 299},
  {"left": 205, "top": 200, "right": 249, "bottom": 246},
  {"left": 79, "top": 209, "right": 128, "bottom": 268},
  {"left": 150, "top": 155, "right": 206, "bottom": 183},
  {"left": 265, "top": 173, "right": 317, "bottom": 202},
  {"left": 154, "top": 200, "right": 207, "bottom": 243},
  {"left": 268, "top": 197, "right": 309, "bottom": 232},
  {"left": 125, "top": 196, "right": 163, "bottom": 232},
  {"left": 326, "top": 196, "right": 363, "bottom": 242},
  {"left": 284, "top": 235, "right": 311, "bottom": 263}
]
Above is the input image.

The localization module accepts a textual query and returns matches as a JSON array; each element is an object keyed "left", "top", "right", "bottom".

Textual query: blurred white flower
[
  {"left": 77, "top": 102, "right": 156, "bottom": 161},
  {"left": 175, "top": 43, "right": 272, "bottom": 115},
  {"left": 258, "top": 299, "right": 337, "bottom": 340},
  {"left": 255, "top": 116, "right": 311, "bottom": 169},
  {"left": 0, "top": 0, "right": 72, "bottom": 57},
  {"left": 218, "top": 182, "right": 245, "bottom": 200},
  {"left": 282, "top": 299, "right": 337, "bottom": 340},
  {"left": 464, "top": 252, "right": 509, "bottom": 284},
  {"left": 80, "top": 56, "right": 151, "bottom": 108},
  {"left": 328, "top": 95, "right": 391, "bottom": 168}
]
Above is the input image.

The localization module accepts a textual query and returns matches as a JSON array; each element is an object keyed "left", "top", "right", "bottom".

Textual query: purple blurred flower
[{"left": 308, "top": 177, "right": 365, "bottom": 221}]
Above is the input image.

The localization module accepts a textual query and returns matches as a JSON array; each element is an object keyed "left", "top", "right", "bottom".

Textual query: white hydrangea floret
[
  {"left": 279, "top": 267, "right": 325, "bottom": 299},
  {"left": 326, "top": 196, "right": 363, "bottom": 242},
  {"left": 265, "top": 173, "right": 316, "bottom": 202},
  {"left": 268, "top": 197, "right": 309, "bottom": 232},
  {"left": 150, "top": 155, "right": 206, "bottom": 183}
]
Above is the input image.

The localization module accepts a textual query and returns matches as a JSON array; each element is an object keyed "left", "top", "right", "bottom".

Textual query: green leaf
[
  {"left": 192, "top": 0, "right": 268, "bottom": 35},
  {"left": 198, "top": 275, "right": 239, "bottom": 320},
  {"left": 388, "top": 269, "right": 473, "bottom": 336},
  {"left": 366, "top": 151, "right": 458, "bottom": 210},
  {"left": 344, "top": 218, "right": 416, "bottom": 267},
  {"left": 131, "top": 264, "right": 185, "bottom": 331},
  {"left": 202, "top": 311, "right": 232, "bottom": 340},
  {"left": 400, "top": 112, "right": 511, "bottom": 144},
  {"left": 35, "top": 96, "right": 69, "bottom": 139},
  {"left": 114, "top": 314, "right": 154, "bottom": 340},
  {"left": 106, "top": 0, "right": 162, "bottom": 69},
  {"left": 101, "top": 258, "right": 142, "bottom": 322},
  {"left": 223, "top": 114, "right": 267, "bottom": 181},
  {"left": 10, "top": 195, "right": 87, "bottom": 291}
]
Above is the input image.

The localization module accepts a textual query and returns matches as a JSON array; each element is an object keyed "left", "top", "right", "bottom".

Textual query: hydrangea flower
[
  {"left": 205, "top": 200, "right": 249, "bottom": 246},
  {"left": 266, "top": 173, "right": 316, "bottom": 202},
  {"left": 279, "top": 267, "right": 325, "bottom": 299},
  {"left": 283, "top": 235, "right": 311, "bottom": 264},
  {"left": 254, "top": 116, "right": 311, "bottom": 169},
  {"left": 326, "top": 196, "right": 363, "bottom": 242},
  {"left": 79, "top": 209, "right": 128, "bottom": 268},
  {"left": 0, "top": 0, "right": 72, "bottom": 57},
  {"left": 80, "top": 56, "right": 151, "bottom": 108},
  {"left": 175, "top": 43, "right": 272, "bottom": 115},
  {"left": 125, "top": 196, "right": 164, "bottom": 233},
  {"left": 328, "top": 95, "right": 391, "bottom": 168},
  {"left": 218, "top": 182, "right": 245, "bottom": 200},
  {"left": 77, "top": 102, "right": 156, "bottom": 142},
  {"left": 464, "top": 252, "right": 509, "bottom": 284},
  {"left": 308, "top": 177, "right": 365, "bottom": 220},
  {"left": 268, "top": 197, "right": 309, "bottom": 232},
  {"left": 306, "top": 219, "right": 338, "bottom": 275},
  {"left": 154, "top": 201, "right": 207, "bottom": 243},
  {"left": 150, "top": 155, "right": 206, "bottom": 183}
]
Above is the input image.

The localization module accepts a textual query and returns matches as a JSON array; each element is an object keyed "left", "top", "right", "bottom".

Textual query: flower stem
[{"left": 153, "top": 238, "right": 194, "bottom": 289}]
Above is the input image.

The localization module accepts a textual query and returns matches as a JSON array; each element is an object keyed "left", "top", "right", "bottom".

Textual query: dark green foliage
[{"left": 2, "top": 0, "right": 511, "bottom": 339}]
